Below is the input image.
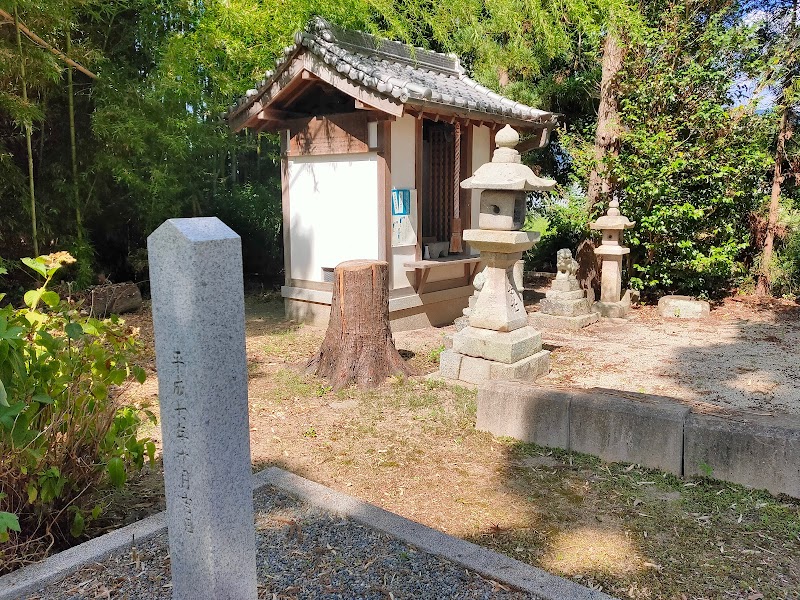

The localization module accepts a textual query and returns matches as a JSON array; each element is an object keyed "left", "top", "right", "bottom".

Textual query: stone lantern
[
  {"left": 590, "top": 197, "right": 635, "bottom": 318},
  {"left": 439, "top": 125, "right": 555, "bottom": 383}
]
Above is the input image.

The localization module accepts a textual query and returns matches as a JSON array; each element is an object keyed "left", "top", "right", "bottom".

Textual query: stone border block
[
  {"left": 570, "top": 389, "right": 690, "bottom": 475},
  {"left": 684, "top": 412, "right": 800, "bottom": 497},
  {"left": 476, "top": 382, "right": 570, "bottom": 449},
  {"left": 0, "top": 511, "right": 166, "bottom": 600},
  {"left": 657, "top": 295, "right": 710, "bottom": 319}
]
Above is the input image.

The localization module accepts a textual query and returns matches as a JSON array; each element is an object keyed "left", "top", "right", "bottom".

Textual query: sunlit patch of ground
[{"left": 541, "top": 525, "right": 644, "bottom": 577}]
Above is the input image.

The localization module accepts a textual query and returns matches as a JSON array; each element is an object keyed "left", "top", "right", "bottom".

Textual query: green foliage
[
  {"left": 772, "top": 212, "right": 800, "bottom": 297},
  {"left": 612, "top": 4, "right": 773, "bottom": 297},
  {"left": 0, "top": 0, "right": 794, "bottom": 300},
  {"left": 0, "top": 254, "right": 151, "bottom": 573},
  {"left": 525, "top": 191, "right": 593, "bottom": 271},
  {"left": 428, "top": 344, "right": 445, "bottom": 364}
]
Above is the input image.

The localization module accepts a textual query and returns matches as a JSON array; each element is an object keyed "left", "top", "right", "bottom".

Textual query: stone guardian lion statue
[{"left": 556, "top": 248, "right": 578, "bottom": 280}]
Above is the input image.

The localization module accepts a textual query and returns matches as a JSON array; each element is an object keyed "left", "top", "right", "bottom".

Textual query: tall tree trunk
[
  {"left": 308, "top": 260, "right": 410, "bottom": 391},
  {"left": 587, "top": 31, "right": 625, "bottom": 212},
  {"left": 66, "top": 18, "right": 83, "bottom": 239},
  {"left": 756, "top": 0, "right": 797, "bottom": 297},
  {"left": 14, "top": 3, "right": 38, "bottom": 256},
  {"left": 756, "top": 107, "right": 790, "bottom": 296}
]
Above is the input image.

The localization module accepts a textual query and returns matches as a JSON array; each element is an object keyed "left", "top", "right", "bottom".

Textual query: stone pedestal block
[
  {"left": 460, "top": 350, "right": 550, "bottom": 383},
  {"left": 445, "top": 350, "right": 550, "bottom": 384},
  {"left": 550, "top": 278, "right": 580, "bottom": 292},
  {"left": 438, "top": 349, "right": 463, "bottom": 380},
  {"left": 545, "top": 289, "right": 584, "bottom": 300},
  {"left": 538, "top": 297, "right": 591, "bottom": 317},
  {"left": 593, "top": 290, "right": 632, "bottom": 318},
  {"left": 453, "top": 326, "right": 541, "bottom": 364},
  {"left": 529, "top": 311, "right": 599, "bottom": 331}
]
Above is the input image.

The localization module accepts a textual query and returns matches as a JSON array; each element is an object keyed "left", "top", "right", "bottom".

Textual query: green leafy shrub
[
  {"left": 772, "top": 226, "right": 800, "bottom": 298},
  {"left": 612, "top": 6, "right": 772, "bottom": 298},
  {"left": 525, "top": 191, "right": 594, "bottom": 271},
  {"left": 0, "top": 253, "right": 153, "bottom": 573}
]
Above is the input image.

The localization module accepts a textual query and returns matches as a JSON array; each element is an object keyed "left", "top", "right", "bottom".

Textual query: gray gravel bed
[{"left": 26, "top": 485, "right": 533, "bottom": 599}]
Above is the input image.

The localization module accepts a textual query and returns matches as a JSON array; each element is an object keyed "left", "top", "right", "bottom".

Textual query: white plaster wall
[
  {"left": 470, "top": 125, "right": 492, "bottom": 256},
  {"left": 390, "top": 114, "right": 418, "bottom": 289},
  {"left": 288, "top": 154, "right": 379, "bottom": 282}
]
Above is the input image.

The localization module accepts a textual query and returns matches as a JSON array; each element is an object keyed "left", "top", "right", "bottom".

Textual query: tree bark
[
  {"left": 587, "top": 31, "right": 625, "bottom": 212},
  {"left": 756, "top": 107, "right": 790, "bottom": 296},
  {"left": 308, "top": 260, "right": 410, "bottom": 391},
  {"left": 14, "top": 2, "right": 37, "bottom": 256},
  {"left": 66, "top": 15, "right": 83, "bottom": 239},
  {"left": 576, "top": 239, "right": 601, "bottom": 303}
]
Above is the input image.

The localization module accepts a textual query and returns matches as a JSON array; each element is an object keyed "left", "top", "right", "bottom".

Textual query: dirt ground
[
  {"left": 110, "top": 290, "right": 800, "bottom": 599},
  {"left": 523, "top": 283, "right": 800, "bottom": 417}
]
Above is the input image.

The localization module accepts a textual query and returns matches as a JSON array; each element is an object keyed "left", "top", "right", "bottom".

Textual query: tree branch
[{"left": 0, "top": 8, "right": 98, "bottom": 80}]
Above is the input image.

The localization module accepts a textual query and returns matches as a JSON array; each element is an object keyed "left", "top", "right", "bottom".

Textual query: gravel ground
[{"left": 27, "top": 486, "right": 533, "bottom": 600}]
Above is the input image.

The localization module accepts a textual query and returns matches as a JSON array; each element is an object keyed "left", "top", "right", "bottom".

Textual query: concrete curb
[
  {"left": 255, "top": 467, "right": 614, "bottom": 600},
  {"left": 476, "top": 383, "right": 800, "bottom": 498},
  {"left": 0, "top": 511, "right": 166, "bottom": 600},
  {"left": 1, "top": 467, "right": 614, "bottom": 600}
]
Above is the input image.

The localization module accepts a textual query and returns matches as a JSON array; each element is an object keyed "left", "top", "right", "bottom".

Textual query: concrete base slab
[
  {"left": 477, "top": 382, "right": 570, "bottom": 448},
  {"left": 529, "top": 311, "right": 599, "bottom": 331},
  {"left": 570, "top": 389, "right": 690, "bottom": 475},
  {"left": 684, "top": 412, "right": 800, "bottom": 497},
  {"left": 453, "top": 325, "right": 542, "bottom": 364}
]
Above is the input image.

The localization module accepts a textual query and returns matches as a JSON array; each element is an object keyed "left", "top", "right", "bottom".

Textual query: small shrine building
[{"left": 227, "top": 18, "right": 557, "bottom": 330}]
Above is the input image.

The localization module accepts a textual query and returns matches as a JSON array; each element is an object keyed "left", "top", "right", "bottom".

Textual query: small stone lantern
[
  {"left": 438, "top": 125, "right": 555, "bottom": 383},
  {"left": 590, "top": 197, "right": 635, "bottom": 318}
]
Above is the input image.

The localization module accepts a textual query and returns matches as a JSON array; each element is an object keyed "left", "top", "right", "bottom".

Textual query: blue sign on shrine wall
[{"left": 391, "top": 189, "right": 411, "bottom": 216}]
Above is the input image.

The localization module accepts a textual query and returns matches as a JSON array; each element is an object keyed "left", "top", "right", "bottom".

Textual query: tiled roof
[{"left": 228, "top": 17, "right": 554, "bottom": 125}]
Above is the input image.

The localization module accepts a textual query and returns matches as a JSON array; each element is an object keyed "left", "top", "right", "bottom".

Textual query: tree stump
[
  {"left": 90, "top": 282, "right": 142, "bottom": 317},
  {"left": 307, "top": 260, "right": 410, "bottom": 390},
  {"left": 576, "top": 239, "right": 601, "bottom": 304}
]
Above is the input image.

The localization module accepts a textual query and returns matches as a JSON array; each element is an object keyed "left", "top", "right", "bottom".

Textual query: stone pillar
[{"left": 148, "top": 217, "right": 257, "bottom": 600}]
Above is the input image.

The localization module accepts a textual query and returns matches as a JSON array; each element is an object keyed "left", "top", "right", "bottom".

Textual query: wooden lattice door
[{"left": 427, "top": 123, "right": 454, "bottom": 243}]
